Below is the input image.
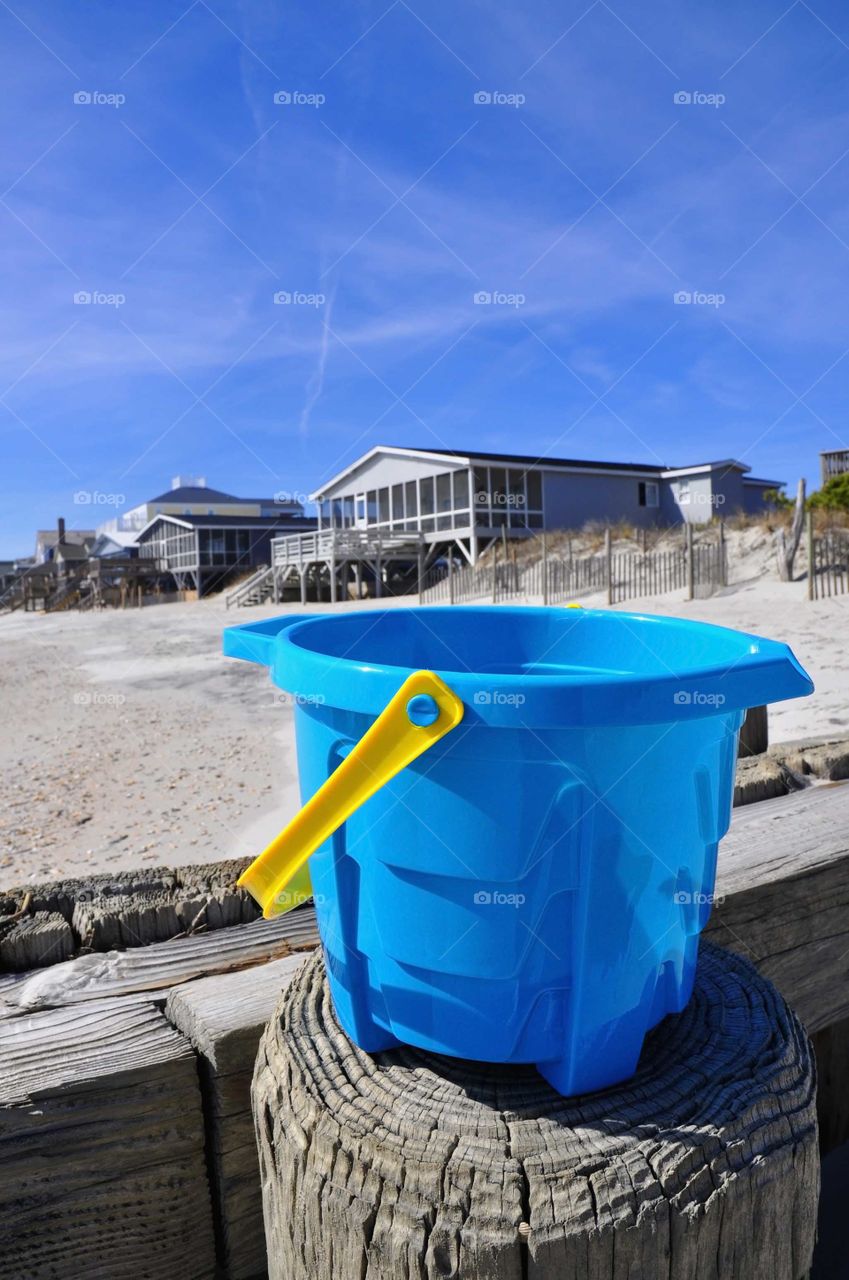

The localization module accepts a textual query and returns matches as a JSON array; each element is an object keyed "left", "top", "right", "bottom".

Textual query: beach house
[{"left": 309, "top": 446, "right": 782, "bottom": 566}]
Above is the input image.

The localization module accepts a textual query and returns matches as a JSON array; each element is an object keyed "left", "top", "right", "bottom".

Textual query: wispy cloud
[{"left": 1, "top": 0, "right": 849, "bottom": 551}]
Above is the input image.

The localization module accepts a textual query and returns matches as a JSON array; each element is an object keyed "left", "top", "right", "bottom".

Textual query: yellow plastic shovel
[{"left": 238, "top": 670, "right": 464, "bottom": 918}]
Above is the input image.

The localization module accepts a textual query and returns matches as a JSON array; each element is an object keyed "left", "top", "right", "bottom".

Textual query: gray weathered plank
[
  {"left": 0, "top": 906, "right": 319, "bottom": 1015},
  {"left": 0, "top": 996, "right": 217, "bottom": 1278},
  {"left": 708, "top": 782, "right": 849, "bottom": 1032},
  {"left": 253, "top": 945, "right": 818, "bottom": 1280},
  {"left": 167, "top": 955, "right": 307, "bottom": 1280}
]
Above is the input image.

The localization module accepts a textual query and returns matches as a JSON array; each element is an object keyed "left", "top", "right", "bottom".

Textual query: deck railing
[{"left": 272, "top": 528, "right": 423, "bottom": 569}]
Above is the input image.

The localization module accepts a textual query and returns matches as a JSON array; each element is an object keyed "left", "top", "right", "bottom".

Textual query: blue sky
[{"left": 1, "top": 0, "right": 846, "bottom": 555}]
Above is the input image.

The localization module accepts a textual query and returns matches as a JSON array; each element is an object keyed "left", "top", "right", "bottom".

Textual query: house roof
[
  {"left": 311, "top": 445, "right": 668, "bottom": 498},
  {"left": 310, "top": 445, "right": 785, "bottom": 504},
  {"left": 90, "top": 530, "right": 139, "bottom": 553},
  {"left": 54, "top": 542, "right": 92, "bottom": 560},
  {"left": 137, "top": 512, "right": 316, "bottom": 538},
  {"left": 417, "top": 447, "right": 664, "bottom": 473},
  {"left": 241, "top": 496, "right": 301, "bottom": 507},
  {"left": 147, "top": 485, "right": 242, "bottom": 504}
]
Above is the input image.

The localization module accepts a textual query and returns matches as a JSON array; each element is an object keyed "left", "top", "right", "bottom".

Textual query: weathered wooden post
[
  {"left": 491, "top": 540, "right": 498, "bottom": 604},
  {"left": 542, "top": 533, "right": 549, "bottom": 607},
  {"left": 253, "top": 945, "right": 818, "bottom": 1280},
  {"left": 604, "top": 527, "right": 612, "bottom": 605},
  {"left": 807, "top": 509, "right": 815, "bottom": 601},
  {"left": 738, "top": 704, "right": 769, "bottom": 758},
  {"left": 686, "top": 520, "right": 695, "bottom": 601},
  {"left": 448, "top": 554, "right": 455, "bottom": 605},
  {"left": 719, "top": 518, "right": 727, "bottom": 587},
  {"left": 417, "top": 544, "right": 424, "bottom": 606}
]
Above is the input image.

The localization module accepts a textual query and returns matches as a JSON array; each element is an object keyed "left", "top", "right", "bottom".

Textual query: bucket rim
[{"left": 224, "top": 605, "right": 813, "bottom": 728}]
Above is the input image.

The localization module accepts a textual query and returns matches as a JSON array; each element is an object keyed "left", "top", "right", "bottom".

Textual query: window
[
  {"left": 378, "top": 488, "right": 390, "bottom": 524},
  {"left": 453, "top": 470, "right": 469, "bottom": 511},
  {"left": 436, "top": 472, "right": 451, "bottom": 513},
  {"left": 404, "top": 480, "right": 418, "bottom": 519},
  {"left": 473, "top": 468, "right": 488, "bottom": 506},
  {"left": 638, "top": 481, "right": 659, "bottom": 508},
  {"left": 366, "top": 490, "right": 377, "bottom": 523},
  {"left": 526, "top": 471, "right": 542, "bottom": 511},
  {"left": 420, "top": 476, "right": 435, "bottom": 516},
  {"left": 507, "top": 469, "right": 525, "bottom": 509},
  {"left": 392, "top": 485, "right": 404, "bottom": 525},
  {"left": 356, "top": 496, "right": 366, "bottom": 524}
]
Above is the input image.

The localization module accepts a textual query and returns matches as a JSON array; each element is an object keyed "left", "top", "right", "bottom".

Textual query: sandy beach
[{"left": 1, "top": 533, "right": 846, "bottom": 886}]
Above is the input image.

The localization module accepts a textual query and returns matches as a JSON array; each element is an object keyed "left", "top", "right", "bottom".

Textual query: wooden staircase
[{"left": 225, "top": 565, "right": 275, "bottom": 610}]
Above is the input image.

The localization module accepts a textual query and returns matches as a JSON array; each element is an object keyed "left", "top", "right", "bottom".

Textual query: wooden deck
[{"left": 1, "top": 783, "right": 848, "bottom": 1276}]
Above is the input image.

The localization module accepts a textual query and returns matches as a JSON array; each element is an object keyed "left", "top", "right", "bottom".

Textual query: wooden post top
[{"left": 253, "top": 942, "right": 819, "bottom": 1280}]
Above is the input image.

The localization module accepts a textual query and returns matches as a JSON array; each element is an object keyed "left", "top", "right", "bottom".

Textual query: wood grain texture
[
  {"left": 734, "top": 736, "right": 849, "bottom": 807},
  {"left": 0, "top": 910, "right": 74, "bottom": 971},
  {"left": 253, "top": 944, "right": 818, "bottom": 1280},
  {"left": 708, "top": 783, "right": 849, "bottom": 1032},
  {"left": 0, "top": 905, "right": 319, "bottom": 1015},
  {"left": 167, "top": 955, "right": 307, "bottom": 1280},
  {"left": 0, "top": 858, "right": 261, "bottom": 962},
  {"left": 0, "top": 995, "right": 217, "bottom": 1279}
]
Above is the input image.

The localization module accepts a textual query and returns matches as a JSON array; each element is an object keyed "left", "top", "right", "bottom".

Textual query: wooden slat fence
[
  {"left": 422, "top": 532, "right": 726, "bottom": 606},
  {"left": 810, "top": 529, "right": 849, "bottom": 600}
]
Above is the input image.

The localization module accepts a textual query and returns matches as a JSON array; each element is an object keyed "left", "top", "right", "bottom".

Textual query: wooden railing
[{"left": 272, "top": 528, "right": 423, "bottom": 570}]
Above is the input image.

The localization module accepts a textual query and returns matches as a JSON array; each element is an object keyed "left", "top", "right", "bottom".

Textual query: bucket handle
[{"left": 238, "top": 670, "right": 464, "bottom": 918}]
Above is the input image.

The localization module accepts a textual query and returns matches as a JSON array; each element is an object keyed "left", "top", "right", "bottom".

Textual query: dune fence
[
  {"left": 808, "top": 521, "right": 849, "bottom": 600},
  {"left": 422, "top": 524, "right": 727, "bottom": 607}
]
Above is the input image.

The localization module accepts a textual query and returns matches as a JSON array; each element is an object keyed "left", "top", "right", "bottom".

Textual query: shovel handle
[{"left": 238, "top": 670, "right": 464, "bottom": 918}]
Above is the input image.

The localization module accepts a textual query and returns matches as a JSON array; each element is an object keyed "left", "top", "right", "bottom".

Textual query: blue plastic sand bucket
[{"left": 225, "top": 606, "right": 812, "bottom": 1095}]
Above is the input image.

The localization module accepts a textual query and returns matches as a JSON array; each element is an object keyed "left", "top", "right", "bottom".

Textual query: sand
[{"left": 1, "top": 528, "right": 846, "bottom": 885}]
